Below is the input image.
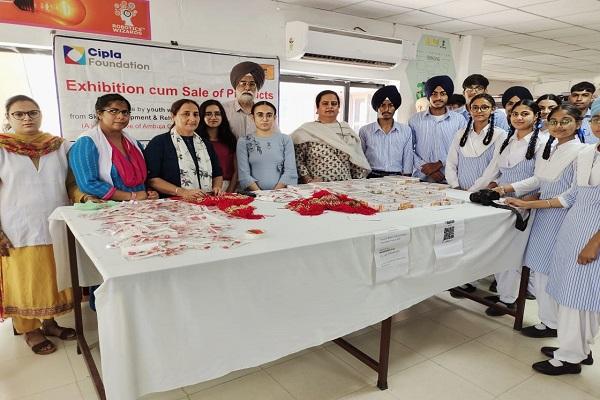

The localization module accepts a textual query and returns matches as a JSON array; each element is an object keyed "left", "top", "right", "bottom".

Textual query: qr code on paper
[{"left": 443, "top": 225, "right": 455, "bottom": 241}]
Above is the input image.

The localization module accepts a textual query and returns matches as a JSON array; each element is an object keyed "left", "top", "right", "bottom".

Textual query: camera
[{"left": 469, "top": 189, "right": 500, "bottom": 206}]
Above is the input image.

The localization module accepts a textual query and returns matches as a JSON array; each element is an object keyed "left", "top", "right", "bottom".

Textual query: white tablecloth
[{"left": 51, "top": 192, "right": 529, "bottom": 400}]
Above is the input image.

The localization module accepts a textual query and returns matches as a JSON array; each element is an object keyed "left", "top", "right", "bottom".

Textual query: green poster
[{"left": 406, "top": 35, "right": 456, "bottom": 101}]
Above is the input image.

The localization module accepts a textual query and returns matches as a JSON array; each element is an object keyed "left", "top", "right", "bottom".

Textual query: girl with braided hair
[
  {"left": 495, "top": 104, "right": 587, "bottom": 335},
  {"left": 478, "top": 99, "right": 549, "bottom": 316},
  {"left": 445, "top": 93, "right": 507, "bottom": 191}
]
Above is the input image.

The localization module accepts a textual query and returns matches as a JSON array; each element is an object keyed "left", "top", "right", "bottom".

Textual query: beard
[{"left": 237, "top": 92, "right": 254, "bottom": 105}]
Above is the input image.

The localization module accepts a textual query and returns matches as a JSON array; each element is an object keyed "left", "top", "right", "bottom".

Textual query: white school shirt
[
  {"left": 0, "top": 142, "right": 70, "bottom": 247},
  {"left": 511, "top": 138, "right": 586, "bottom": 196},
  {"left": 477, "top": 130, "right": 548, "bottom": 188},
  {"left": 445, "top": 123, "right": 506, "bottom": 190}
]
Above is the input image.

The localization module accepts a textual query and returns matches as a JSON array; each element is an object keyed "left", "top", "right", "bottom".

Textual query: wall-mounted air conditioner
[{"left": 285, "top": 21, "right": 416, "bottom": 70}]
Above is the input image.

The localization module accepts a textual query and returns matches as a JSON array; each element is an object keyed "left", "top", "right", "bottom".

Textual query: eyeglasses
[
  {"left": 465, "top": 85, "right": 485, "bottom": 93},
  {"left": 10, "top": 110, "right": 41, "bottom": 120},
  {"left": 470, "top": 105, "right": 491, "bottom": 112},
  {"left": 204, "top": 111, "right": 222, "bottom": 117},
  {"left": 178, "top": 111, "right": 200, "bottom": 118},
  {"left": 237, "top": 80, "right": 257, "bottom": 88},
  {"left": 102, "top": 108, "right": 130, "bottom": 117},
  {"left": 254, "top": 112, "right": 274, "bottom": 120},
  {"left": 590, "top": 117, "right": 600, "bottom": 125},
  {"left": 547, "top": 118, "right": 575, "bottom": 127}
]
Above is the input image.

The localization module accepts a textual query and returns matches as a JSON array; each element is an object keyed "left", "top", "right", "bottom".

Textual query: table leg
[
  {"left": 67, "top": 227, "right": 106, "bottom": 400},
  {"left": 513, "top": 266, "right": 530, "bottom": 331},
  {"left": 333, "top": 317, "right": 392, "bottom": 391}
]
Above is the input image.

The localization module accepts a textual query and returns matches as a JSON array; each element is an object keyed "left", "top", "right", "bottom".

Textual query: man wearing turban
[
  {"left": 223, "top": 61, "right": 267, "bottom": 138},
  {"left": 358, "top": 85, "right": 413, "bottom": 177},
  {"left": 408, "top": 75, "right": 466, "bottom": 182}
]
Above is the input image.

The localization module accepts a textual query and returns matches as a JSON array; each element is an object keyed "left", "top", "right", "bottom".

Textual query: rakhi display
[
  {"left": 83, "top": 200, "right": 244, "bottom": 260},
  {"left": 177, "top": 193, "right": 265, "bottom": 220},
  {"left": 287, "top": 190, "right": 378, "bottom": 216},
  {"left": 309, "top": 177, "right": 462, "bottom": 212},
  {"left": 254, "top": 186, "right": 313, "bottom": 203}
]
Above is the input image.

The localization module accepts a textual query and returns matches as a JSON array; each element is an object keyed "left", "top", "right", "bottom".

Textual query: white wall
[{"left": 0, "top": 0, "right": 486, "bottom": 122}]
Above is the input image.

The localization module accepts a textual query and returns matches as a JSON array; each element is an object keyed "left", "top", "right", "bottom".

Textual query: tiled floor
[{"left": 2, "top": 289, "right": 599, "bottom": 400}]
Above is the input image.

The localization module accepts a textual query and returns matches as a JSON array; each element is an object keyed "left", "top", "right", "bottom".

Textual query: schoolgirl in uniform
[
  {"left": 495, "top": 104, "right": 587, "bottom": 336},
  {"left": 506, "top": 98, "right": 600, "bottom": 375},
  {"left": 445, "top": 93, "right": 507, "bottom": 191},
  {"left": 478, "top": 99, "right": 548, "bottom": 316},
  {"left": 536, "top": 94, "right": 561, "bottom": 134}
]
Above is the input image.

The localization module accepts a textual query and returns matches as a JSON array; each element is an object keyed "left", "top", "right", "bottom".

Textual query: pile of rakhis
[{"left": 83, "top": 199, "right": 244, "bottom": 260}]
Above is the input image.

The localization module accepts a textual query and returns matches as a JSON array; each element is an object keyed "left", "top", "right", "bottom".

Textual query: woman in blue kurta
[
  {"left": 478, "top": 99, "right": 547, "bottom": 316},
  {"left": 497, "top": 104, "right": 586, "bottom": 338},
  {"left": 236, "top": 101, "right": 297, "bottom": 191},
  {"left": 69, "top": 93, "right": 158, "bottom": 202},
  {"left": 507, "top": 100, "right": 600, "bottom": 375}
]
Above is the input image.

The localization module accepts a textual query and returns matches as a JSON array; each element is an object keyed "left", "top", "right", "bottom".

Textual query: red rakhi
[
  {"left": 174, "top": 194, "right": 264, "bottom": 219},
  {"left": 287, "top": 190, "right": 377, "bottom": 216}
]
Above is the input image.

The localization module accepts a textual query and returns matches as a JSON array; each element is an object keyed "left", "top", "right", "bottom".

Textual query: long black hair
[
  {"left": 542, "top": 104, "right": 583, "bottom": 159},
  {"left": 197, "top": 99, "right": 237, "bottom": 152},
  {"left": 460, "top": 93, "right": 496, "bottom": 147},
  {"left": 499, "top": 99, "right": 541, "bottom": 160}
]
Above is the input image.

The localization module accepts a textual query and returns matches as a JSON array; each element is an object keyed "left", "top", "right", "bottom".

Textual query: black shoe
[
  {"left": 540, "top": 347, "right": 593, "bottom": 365},
  {"left": 525, "top": 291, "right": 536, "bottom": 300},
  {"left": 485, "top": 297, "right": 514, "bottom": 317},
  {"left": 521, "top": 325, "right": 558, "bottom": 338},
  {"left": 489, "top": 280, "right": 497, "bottom": 293},
  {"left": 532, "top": 359, "right": 581, "bottom": 375},
  {"left": 449, "top": 283, "right": 477, "bottom": 298}
]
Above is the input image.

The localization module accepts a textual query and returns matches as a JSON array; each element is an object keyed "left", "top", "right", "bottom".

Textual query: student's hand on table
[
  {"left": 180, "top": 188, "right": 205, "bottom": 201},
  {"left": 504, "top": 198, "right": 530, "bottom": 208},
  {"left": 212, "top": 186, "right": 223, "bottom": 196},
  {"left": 421, "top": 161, "right": 443, "bottom": 176},
  {"left": 430, "top": 170, "right": 445, "bottom": 183},
  {"left": 0, "top": 230, "right": 13, "bottom": 257},
  {"left": 82, "top": 194, "right": 104, "bottom": 203},
  {"left": 578, "top": 239, "right": 600, "bottom": 265},
  {"left": 146, "top": 190, "right": 159, "bottom": 200}
]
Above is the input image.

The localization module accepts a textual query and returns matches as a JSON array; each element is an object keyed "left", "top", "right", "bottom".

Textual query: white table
[{"left": 52, "top": 191, "right": 529, "bottom": 400}]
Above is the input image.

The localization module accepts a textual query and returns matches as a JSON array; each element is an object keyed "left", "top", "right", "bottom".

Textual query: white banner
[{"left": 53, "top": 34, "right": 279, "bottom": 141}]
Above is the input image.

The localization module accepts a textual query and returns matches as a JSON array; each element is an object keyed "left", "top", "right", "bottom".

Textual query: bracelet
[
  {"left": 175, "top": 187, "right": 180, "bottom": 195},
  {"left": 546, "top": 199, "right": 552, "bottom": 208},
  {"left": 130, "top": 191, "right": 137, "bottom": 201}
]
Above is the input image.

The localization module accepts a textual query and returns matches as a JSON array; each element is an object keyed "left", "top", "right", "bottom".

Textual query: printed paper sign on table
[
  {"left": 434, "top": 219, "right": 465, "bottom": 271},
  {"left": 373, "top": 227, "right": 410, "bottom": 284},
  {"left": 53, "top": 34, "right": 279, "bottom": 141}
]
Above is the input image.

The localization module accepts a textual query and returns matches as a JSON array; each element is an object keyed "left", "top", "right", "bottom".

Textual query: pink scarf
[{"left": 110, "top": 138, "right": 147, "bottom": 187}]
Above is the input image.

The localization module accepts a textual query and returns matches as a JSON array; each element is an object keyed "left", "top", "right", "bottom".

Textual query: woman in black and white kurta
[
  {"left": 506, "top": 98, "right": 600, "bottom": 376},
  {"left": 478, "top": 99, "right": 547, "bottom": 316},
  {"left": 144, "top": 99, "right": 223, "bottom": 200},
  {"left": 496, "top": 104, "right": 586, "bottom": 338}
]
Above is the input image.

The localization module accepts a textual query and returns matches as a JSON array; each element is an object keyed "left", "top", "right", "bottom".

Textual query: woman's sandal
[
  {"left": 25, "top": 329, "right": 57, "bottom": 355},
  {"left": 41, "top": 322, "right": 77, "bottom": 341}
]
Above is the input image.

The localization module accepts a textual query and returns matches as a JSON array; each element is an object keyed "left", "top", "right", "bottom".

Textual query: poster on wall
[
  {"left": 53, "top": 34, "right": 280, "bottom": 141},
  {"left": 405, "top": 35, "right": 456, "bottom": 101},
  {"left": 0, "top": 0, "right": 151, "bottom": 40}
]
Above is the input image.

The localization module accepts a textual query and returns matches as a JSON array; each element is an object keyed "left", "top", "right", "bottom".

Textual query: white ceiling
[{"left": 278, "top": 0, "right": 600, "bottom": 82}]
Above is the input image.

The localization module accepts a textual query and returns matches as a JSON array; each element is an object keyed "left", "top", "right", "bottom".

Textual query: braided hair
[
  {"left": 459, "top": 93, "right": 497, "bottom": 147},
  {"left": 499, "top": 99, "right": 541, "bottom": 160},
  {"left": 542, "top": 103, "right": 583, "bottom": 159}
]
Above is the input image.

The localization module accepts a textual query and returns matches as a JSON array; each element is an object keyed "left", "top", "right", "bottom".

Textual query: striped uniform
[
  {"left": 523, "top": 164, "right": 575, "bottom": 275},
  {"left": 497, "top": 158, "right": 537, "bottom": 198},
  {"left": 358, "top": 121, "right": 413, "bottom": 174},
  {"left": 581, "top": 117, "right": 599, "bottom": 144},
  {"left": 408, "top": 109, "right": 467, "bottom": 179},
  {"left": 548, "top": 188, "right": 600, "bottom": 312},
  {"left": 457, "top": 144, "right": 497, "bottom": 190}
]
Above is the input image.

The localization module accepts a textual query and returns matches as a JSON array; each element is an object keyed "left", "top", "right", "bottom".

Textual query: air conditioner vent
[{"left": 302, "top": 53, "right": 396, "bottom": 69}]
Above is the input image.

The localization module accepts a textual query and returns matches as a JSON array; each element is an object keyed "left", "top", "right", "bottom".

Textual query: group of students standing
[{"left": 0, "top": 66, "right": 598, "bottom": 379}]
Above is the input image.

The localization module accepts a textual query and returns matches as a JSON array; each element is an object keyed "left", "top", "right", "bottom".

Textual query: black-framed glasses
[
  {"left": 470, "top": 105, "right": 491, "bottom": 112},
  {"left": 547, "top": 119, "right": 575, "bottom": 127},
  {"left": 102, "top": 108, "right": 131, "bottom": 116},
  {"left": 10, "top": 110, "right": 41, "bottom": 120}
]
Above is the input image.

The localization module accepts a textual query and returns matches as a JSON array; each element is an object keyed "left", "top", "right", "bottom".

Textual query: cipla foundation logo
[{"left": 63, "top": 46, "right": 86, "bottom": 65}]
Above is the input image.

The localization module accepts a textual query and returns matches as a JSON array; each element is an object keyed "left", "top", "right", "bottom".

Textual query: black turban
[
  {"left": 229, "top": 61, "right": 266, "bottom": 90},
  {"left": 371, "top": 85, "right": 402, "bottom": 111},
  {"left": 501, "top": 86, "right": 533, "bottom": 108},
  {"left": 424, "top": 75, "right": 454, "bottom": 98}
]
